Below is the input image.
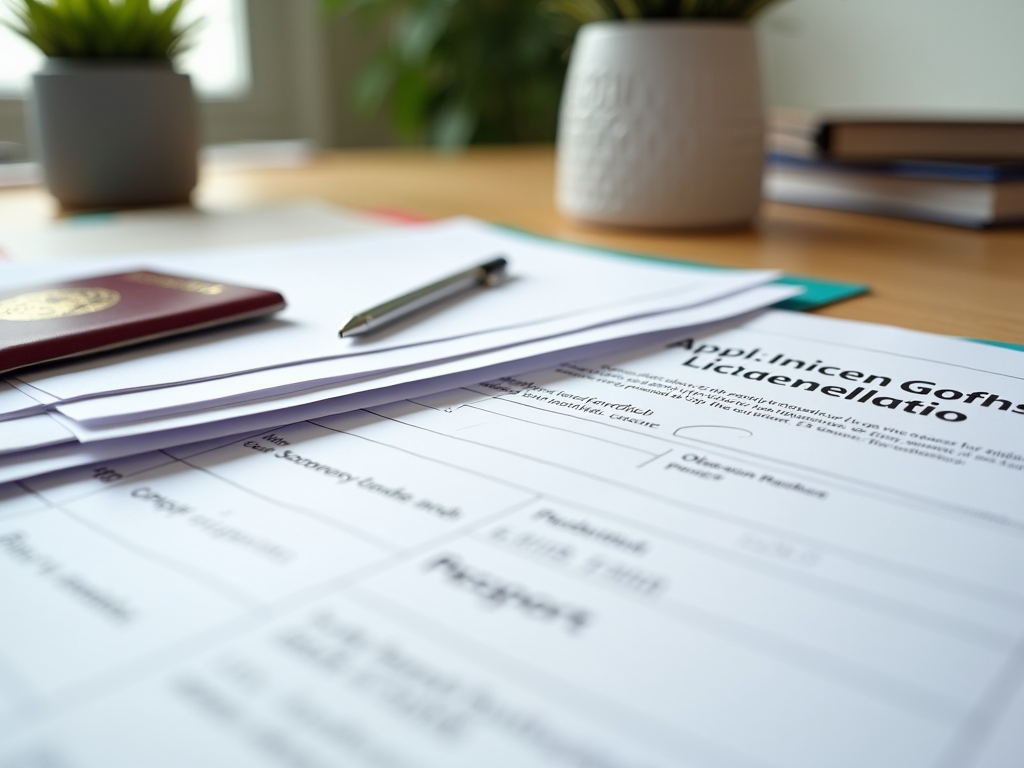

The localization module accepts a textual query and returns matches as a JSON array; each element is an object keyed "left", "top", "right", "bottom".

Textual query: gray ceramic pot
[{"left": 31, "top": 58, "right": 199, "bottom": 209}]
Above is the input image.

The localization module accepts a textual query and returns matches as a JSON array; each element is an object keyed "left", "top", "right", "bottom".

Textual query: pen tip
[{"left": 339, "top": 317, "right": 367, "bottom": 338}]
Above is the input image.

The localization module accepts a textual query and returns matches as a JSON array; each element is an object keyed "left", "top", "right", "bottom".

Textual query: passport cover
[{"left": 0, "top": 270, "right": 286, "bottom": 374}]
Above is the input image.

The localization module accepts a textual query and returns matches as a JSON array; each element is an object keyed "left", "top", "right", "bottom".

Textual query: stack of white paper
[{"left": 0, "top": 217, "right": 799, "bottom": 483}]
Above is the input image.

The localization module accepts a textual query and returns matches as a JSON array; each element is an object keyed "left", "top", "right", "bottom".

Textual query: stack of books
[{"left": 764, "top": 109, "right": 1024, "bottom": 228}]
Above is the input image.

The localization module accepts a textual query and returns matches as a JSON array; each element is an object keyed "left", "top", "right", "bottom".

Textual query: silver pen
[{"left": 339, "top": 256, "right": 509, "bottom": 337}]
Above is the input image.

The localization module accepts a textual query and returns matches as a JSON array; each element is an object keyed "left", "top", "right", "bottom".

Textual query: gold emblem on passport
[
  {"left": 123, "top": 272, "right": 224, "bottom": 295},
  {"left": 0, "top": 287, "right": 121, "bottom": 321}
]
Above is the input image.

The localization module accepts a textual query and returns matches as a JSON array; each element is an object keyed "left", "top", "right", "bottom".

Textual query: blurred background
[{"left": 1, "top": 0, "right": 1022, "bottom": 160}]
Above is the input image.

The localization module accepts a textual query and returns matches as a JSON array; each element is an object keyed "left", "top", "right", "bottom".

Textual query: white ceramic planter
[
  {"left": 555, "top": 21, "right": 764, "bottom": 229},
  {"left": 32, "top": 58, "right": 199, "bottom": 209}
]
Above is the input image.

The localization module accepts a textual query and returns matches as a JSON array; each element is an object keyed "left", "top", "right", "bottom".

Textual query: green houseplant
[
  {"left": 323, "top": 0, "right": 578, "bottom": 148},
  {"left": 3, "top": 0, "right": 201, "bottom": 209},
  {"left": 549, "top": 0, "right": 787, "bottom": 228}
]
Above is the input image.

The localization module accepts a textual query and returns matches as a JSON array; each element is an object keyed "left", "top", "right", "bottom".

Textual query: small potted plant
[
  {"left": 549, "top": 0, "right": 785, "bottom": 229},
  {"left": 4, "top": 0, "right": 201, "bottom": 209}
]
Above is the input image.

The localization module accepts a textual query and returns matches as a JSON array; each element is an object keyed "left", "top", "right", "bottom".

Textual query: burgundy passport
[{"left": 0, "top": 270, "right": 286, "bottom": 374}]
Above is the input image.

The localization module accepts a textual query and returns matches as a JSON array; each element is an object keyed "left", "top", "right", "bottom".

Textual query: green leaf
[
  {"left": 430, "top": 96, "right": 476, "bottom": 150},
  {"left": 393, "top": 0, "right": 455, "bottom": 65},
  {"left": 353, "top": 53, "right": 400, "bottom": 114},
  {"left": 391, "top": 66, "right": 432, "bottom": 139}
]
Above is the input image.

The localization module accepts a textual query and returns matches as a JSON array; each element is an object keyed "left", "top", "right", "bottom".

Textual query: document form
[{"left": 1, "top": 310, "right": 1022, "bottom": 768}]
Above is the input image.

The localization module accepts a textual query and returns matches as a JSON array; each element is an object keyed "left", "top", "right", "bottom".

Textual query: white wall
[{"left": 756, "top": 0, "right": 1024, "bottom": 114}]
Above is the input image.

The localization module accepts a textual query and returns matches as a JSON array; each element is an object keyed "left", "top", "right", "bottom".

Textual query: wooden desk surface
[{"left": 2, "top": 145, "right": 1022, "bottom": 344}]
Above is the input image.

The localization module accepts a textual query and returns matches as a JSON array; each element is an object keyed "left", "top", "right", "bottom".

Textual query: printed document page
[{"left": 1, "top": 310, "right": 1022, "bottom": 768}]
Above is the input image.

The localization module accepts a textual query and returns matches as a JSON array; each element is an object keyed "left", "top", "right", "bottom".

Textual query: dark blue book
[
  {"left": 768, "top": 153, "right": 1024, "bottom": 183},
  {"left": 764, "top": 153, "right": 1024, "bottom": 229}
]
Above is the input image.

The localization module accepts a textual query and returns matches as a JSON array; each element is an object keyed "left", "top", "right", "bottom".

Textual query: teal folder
[{"left": 968, "top": 338, "right": 1024, "bottom": 352}]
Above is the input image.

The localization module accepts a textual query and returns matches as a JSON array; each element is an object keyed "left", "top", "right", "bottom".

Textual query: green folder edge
[
  {"left": 496, "top": 225, "right": 1024, "bottom": 352},
  {"left": 969, "top": 338, "right": 1024, "bottom": 352}
]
